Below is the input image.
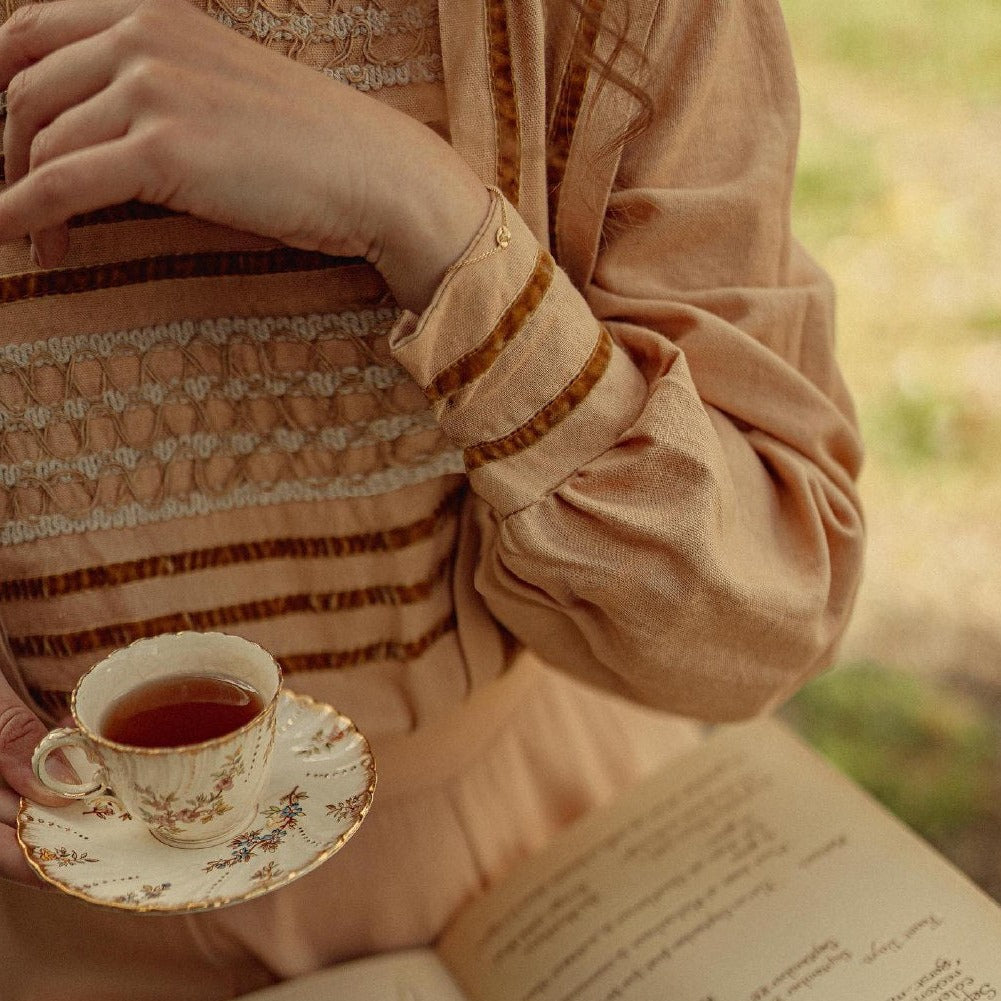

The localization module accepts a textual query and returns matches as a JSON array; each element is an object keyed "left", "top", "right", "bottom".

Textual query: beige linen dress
[{"left": 0, "top": 1, "right": 864, "bottom": 997}]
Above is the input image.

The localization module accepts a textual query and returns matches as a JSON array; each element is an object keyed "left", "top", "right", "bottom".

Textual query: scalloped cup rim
[{"left": 69, "top": 631, "right": 284, "bottom": 757}]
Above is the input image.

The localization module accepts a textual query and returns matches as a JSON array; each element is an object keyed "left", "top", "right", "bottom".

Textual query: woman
[{"left": 0, "top": 1, "right": 864, "bottom": 997}]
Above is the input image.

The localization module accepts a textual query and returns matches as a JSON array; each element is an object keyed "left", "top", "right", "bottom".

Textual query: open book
[{"left": 243, "top": 717, "right": 1001, "bottom": 1001}]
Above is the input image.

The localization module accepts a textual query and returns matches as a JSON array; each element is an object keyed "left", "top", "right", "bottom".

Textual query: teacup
[{"left": 31, "top": 631, "right": 282, "bottom": 849}]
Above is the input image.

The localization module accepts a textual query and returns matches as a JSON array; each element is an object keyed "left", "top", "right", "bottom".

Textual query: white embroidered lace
[{"left": 205, "top": 0, "right": 444, "bottom": 90}]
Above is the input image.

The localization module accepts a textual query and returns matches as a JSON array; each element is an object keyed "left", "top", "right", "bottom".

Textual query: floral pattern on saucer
[{"left": 17, "top": 691, "right": 375, "bottom": 914}]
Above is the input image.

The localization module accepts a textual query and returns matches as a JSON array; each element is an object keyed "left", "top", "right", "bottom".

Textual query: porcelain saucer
[{"left": 17, "top": 691, "right": 376, "bottom": 914}]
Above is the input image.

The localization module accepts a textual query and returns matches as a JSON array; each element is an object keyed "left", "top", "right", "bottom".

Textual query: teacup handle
[{"left": 31, "top": 728, "right": 108, "bottom": 799}]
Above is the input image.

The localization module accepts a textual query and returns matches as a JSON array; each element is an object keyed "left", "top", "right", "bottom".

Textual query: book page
[{"left": 438, "top": 718, "right": 1001, "bottom": 1001}]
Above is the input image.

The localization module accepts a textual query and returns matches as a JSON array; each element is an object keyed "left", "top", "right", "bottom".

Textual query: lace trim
[
  {"left": 0, "top": 364, "right": 412, "bottom": 434},
  {"left": 206, "top": 0, "right": 444, "bottom": 90},
  {"left": 321, "top": 52, "right": 441, "bottom": 92},
  {"left": 0, "top": 309, "right": 399, "bottom": 369},
  {"left": 0, "top": 306, "right": 459, "bottom": 543},
  {"left": 0, "top": 449, "right": 465, "bottom": 547},
  {"left": 209, "top": 1, "right": 437, "bottom": 45},
  {"left": 1, "top": 2, "right": 445, "bottom": 92},
  {"left": 0, "top": 309, "right": 413, "bottom": 447},
  {"left": 0, "top": 412, "right": 439, "bottom": 489}
]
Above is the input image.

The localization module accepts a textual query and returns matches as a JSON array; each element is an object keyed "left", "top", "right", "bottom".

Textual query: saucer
[{"left": 17, "top": 691, "right": 376, "bottom": 914}]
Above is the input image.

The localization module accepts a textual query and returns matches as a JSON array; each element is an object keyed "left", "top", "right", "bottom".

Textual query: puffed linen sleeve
[{"left": 389, "top": 0, "right": 864, "bottom": 721}]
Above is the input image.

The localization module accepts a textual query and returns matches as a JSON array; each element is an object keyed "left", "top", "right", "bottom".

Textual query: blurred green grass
[
  {"left": 782, "top": 0, "right": 1001, "bottom": 105},
  {"left": 778, "top": 1, "right": 1001, "bottom": 896},
  {"left": 782, "top": 0, "right": 1001, "bottom": 529},
  {"left": 783, "top": 664, "right": 1001, "bottom": 842}
]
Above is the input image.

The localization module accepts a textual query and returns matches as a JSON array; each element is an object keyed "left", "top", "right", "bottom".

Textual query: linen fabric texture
[{"left": 0, "top": 0, "right": 863, "bottom": 997}]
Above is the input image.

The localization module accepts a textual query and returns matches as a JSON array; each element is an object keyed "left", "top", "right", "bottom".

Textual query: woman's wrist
[{"left": 367, "top": 129, "right": 493, "bottom": 314}]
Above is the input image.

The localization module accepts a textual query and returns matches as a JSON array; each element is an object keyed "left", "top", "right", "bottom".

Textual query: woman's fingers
[
  {"left": 0, "top": 0, "right": 128, "bottom": 86},
  {"left": 1, "top": 9, "right": 146, "bottom": 267},
  {"left": 28, "top": 226, "right": 69, "bottom": 269},
  {"left": 0, "top": 681, "right": 66, "bottom": 808},
  {"left": 23, "top": 72, "right": 135, "bottom": 266},
  {"left": 0, "top": 821, "right": 47, "bottom": 888},
  {"left": 1, "top": 781, "right": 48, "bottom": 887},
  {"left": 28, "top": 72, "right": 133, "bottom": 176},
  {"left": 0, "top": 0, "right": 433, "bottom": 278},
  {"left": 0, "top": 1, "right": 230, "bottom": 247},
  {"left": 3, "top": 32, "right": 118, "bottom": 185},
  {"left": 0, "top": 134, "right": 172, "bottom": 242},
  {"left": 0, "top": 785, "right": 20, "bottom": 826},
  {"left": 0, "top": 674, "right": 70, "bottom": 885},
  {"left": 0, "top": 677, "right": 80, "bottom": 886}
]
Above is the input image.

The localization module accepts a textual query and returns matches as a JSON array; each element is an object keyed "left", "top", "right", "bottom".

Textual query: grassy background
[{"left": 778, "top": 0, "right": 1001, "bottom": 898}]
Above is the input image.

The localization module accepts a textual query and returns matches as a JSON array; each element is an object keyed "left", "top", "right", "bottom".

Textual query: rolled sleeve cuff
[{"left": 389, "top": 191, "right": 647, "bottom": 516}]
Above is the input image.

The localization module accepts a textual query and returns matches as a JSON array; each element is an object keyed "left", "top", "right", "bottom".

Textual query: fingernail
[
  {"left": 30, "top": 228, "right": 69, "bottom": 270},
  {"left": 46, "top": 749, "right": 82, "bottom": 787}
]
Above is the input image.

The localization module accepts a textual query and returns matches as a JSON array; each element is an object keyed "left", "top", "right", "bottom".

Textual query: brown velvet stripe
[
  {"left": 8, "top": 558, "right": 451, "bottom": 660},
  {"left": 71, "top": 202, "right": 180, "bottom": 227},
  {"left": 0, "top": 154, "right": 211, "bottom": 226},
  {"left": 26, "top": 686, "right": 73, "bottom": 721},
  {"left": 25, "top": 611, "right": 458, "bottom": 712},
  {"left": 424, "top": 250, "right": 553, "bottom": 403},
  {"left": 547, "top": 0, "right": 603, "bottom": 252},
  {"left": 485, "top": 0, "right": 521, "bottom": 205},
  {"left": 0, "top": 488, "right": 464, "bottom": 602},
  {"left": 278, "top": 610, "right": 456, "bottom": 673},
  {"left": 0, "top": 246, "right": 361, "bottom": 304},
  {"left": 463, "top": 325, "right": 613, "bottom": 471},
  {"left": 0, "top": 156, "right": 185, "bottom": 224}
]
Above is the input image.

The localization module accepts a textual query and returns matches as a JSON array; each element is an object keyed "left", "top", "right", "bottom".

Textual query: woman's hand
[
  {"left": 0, "top": 674, "right": 66, "bottom": 887},
  {"left": 0, "top": 0, "right": 490, "bottom": 312}
]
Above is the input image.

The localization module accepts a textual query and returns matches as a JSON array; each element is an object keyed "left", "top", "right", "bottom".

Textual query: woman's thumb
[{"left": 0, "top": 683, "right": 70, "bottom": 807}]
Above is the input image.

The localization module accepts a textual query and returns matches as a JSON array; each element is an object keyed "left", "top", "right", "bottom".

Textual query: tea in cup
[{"left": 31, "top": 631, "right": 282, "bottom": 849}]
